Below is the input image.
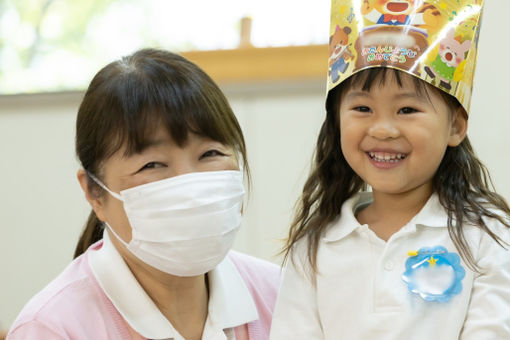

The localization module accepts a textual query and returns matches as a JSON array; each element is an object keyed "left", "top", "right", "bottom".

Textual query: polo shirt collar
[
  {"left": 323, "top": 192, "right": 372, "bottom": 243},
  {"left": 323, "top": 192, "right": 449, "bottom": 243},
  {"left": 89, "top": 230, "right": 258, "bottom": 339},
  {"left": 410, "top": 193, "right": 449, "bottom": 228}
]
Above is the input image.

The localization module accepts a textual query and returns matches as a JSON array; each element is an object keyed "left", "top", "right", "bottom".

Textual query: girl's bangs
[{"left": 342, "top": 68, "right": 428, "bottom": 96}]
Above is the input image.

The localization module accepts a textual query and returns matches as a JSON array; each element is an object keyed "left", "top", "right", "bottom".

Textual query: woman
[{"left": 8, "top": 48, "right": 280, "bottom": 340}]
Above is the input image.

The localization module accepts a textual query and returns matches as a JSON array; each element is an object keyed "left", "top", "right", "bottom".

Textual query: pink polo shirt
[{"left": 7, "top": 238, "right": 280, "bottom": 340}]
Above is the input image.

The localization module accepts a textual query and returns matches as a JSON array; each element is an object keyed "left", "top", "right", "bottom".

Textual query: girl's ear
[
  {"left": 77, "top": 169, "right": 106, "bottom": 221},
  {"left": 448, "top": 108, "right": 468, "bottom": 147}
]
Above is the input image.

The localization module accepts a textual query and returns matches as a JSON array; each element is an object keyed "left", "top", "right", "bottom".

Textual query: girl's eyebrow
[
  {"left": 393, "top": 92, "right": 429, "bottom": 103},
  {"left": 344, "top": 91, "right": 429, "bottom": 104},
  {"left": 344, "top": 91, "right": 371, "bottom": 100}
]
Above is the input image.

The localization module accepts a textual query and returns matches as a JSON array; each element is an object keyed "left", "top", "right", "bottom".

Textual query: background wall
[{"left": 1, "top": 1, "right": 509, "bottom": 330}]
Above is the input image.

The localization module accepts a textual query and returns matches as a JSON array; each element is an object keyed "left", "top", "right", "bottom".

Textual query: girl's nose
[{"left": 367, "top": 118, "right": 400, "bottom": 140}]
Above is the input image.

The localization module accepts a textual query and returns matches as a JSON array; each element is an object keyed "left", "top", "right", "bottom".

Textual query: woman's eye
[
  {"left": 398, "top": 107, "right": 419, "bottom": 114},
  {"left": 138, "top": 162, "right": 164, "bottom": 172},
  {"left": 354, "top": 106, "right": 371, "bottom": 113},
  {"left": 200, "top": 149, "right": 225, "bottom": 159}
]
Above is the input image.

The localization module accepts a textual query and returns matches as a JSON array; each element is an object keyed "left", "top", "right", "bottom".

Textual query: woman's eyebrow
[
  {"left": 144, "top": 138, "right": 166, "bottom": 148},
  {"left": 123, "top": 138, "right": 167, "bottom": 157},
  {"left": 139, "top": 138, "right": 168, "bottom": 152}
]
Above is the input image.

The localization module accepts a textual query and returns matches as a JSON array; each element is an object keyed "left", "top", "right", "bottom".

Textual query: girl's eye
[
  {"left": 200, "top": 149, "right": 225, "bottom": 159},
  {"left": 398, "top": 107, "right": 419, "bottom": 114},
  {"left": 138, "top": 162, "right": 165, "bottom": 172},
  {"left": 354, "top": 106, "right": 371, "bottom": 113}
]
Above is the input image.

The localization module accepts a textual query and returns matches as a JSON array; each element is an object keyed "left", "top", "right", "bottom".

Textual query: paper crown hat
[{"left": 328, "top": 0, "right": 484, "bottom": 113}]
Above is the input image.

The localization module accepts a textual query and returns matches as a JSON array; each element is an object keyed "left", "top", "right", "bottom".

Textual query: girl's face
[
  {"left": 79, "top": 126, "right": 239, "bottom": 245},
  {"left": 339, "top": 72, "right": 466, "bottom": 198}
]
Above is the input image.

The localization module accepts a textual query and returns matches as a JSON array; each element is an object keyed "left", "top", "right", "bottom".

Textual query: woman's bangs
[
  {"left": 84, "top": 49, "right": 243, "bottom": 163},
  {"left": 116, "top": 72, "right": 238, "bottom": 157}
]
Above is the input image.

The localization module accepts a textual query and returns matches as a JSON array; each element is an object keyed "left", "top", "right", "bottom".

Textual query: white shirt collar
[
  {"left": 323, "top": 192, "right": 449, "bottom": 243},
  {"left": 89, "top": 230, "right": 258, "bottom": 339}
]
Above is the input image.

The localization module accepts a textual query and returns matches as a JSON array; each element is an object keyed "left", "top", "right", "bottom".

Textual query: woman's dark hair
[
  {"left": 74, "top": 48, "right": 249, "bottom": 258},
  {"left": 283, "top": 67, "right": 510, "bottom": 273}
]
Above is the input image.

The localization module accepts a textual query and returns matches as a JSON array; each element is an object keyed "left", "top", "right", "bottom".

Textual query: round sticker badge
[{"left": 402, "top": 245, "right": 465, "bottom": 302}]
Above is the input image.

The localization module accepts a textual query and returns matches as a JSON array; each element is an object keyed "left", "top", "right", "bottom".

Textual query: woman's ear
[
  {"left": 77, "top": 169, "right": 106, "bottom": 221},
  {"left": 448, "top": 108, "right": 468, "bottom": 147}
]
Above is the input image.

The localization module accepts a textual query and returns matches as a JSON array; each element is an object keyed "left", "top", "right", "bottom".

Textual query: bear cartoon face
[
  {"left": 329, "top": 25, "right": 352, "bottom": 59},
  {"left": 372, "top": 0, "right": 418, "bottom": 16},
  {"left": 438, "top": 30, "right": 472, "bottom": 68}
]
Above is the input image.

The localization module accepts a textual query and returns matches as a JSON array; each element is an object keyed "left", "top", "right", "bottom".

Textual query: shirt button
[{"left": 384, "top": 260, "right": 394, "bottom": 271}]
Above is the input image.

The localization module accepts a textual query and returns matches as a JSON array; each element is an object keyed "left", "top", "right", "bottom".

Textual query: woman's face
[{"left": 83, "top": 126, "right": 239, "bottom": 244}]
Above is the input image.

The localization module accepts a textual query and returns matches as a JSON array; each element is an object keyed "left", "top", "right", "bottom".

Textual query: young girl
[
  {"left": 270, "top": 1, "right": 510, "bottom": 339},
  {"left": 7, "top": 48, "right": 280, "bottom": 340}
]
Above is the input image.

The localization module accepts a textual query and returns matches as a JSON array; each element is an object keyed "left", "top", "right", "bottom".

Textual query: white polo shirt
[
  {"left": 270, "top": 192, "right": 510, "bottom": 339},
  {"left": 89, "top": 231, "right": 259, "bottom": 340}
]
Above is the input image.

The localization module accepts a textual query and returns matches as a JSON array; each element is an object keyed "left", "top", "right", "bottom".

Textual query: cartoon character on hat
[
  {"left": 361, "top": 0, "right": 442, "bottom": 33},
  {"left": 329, "top": 25, "right": 354, "bottom": 83},
  {"left": 424, "top": 29, "right": 472, "bottom": 91}
]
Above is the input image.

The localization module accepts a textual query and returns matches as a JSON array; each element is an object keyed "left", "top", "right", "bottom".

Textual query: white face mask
[{"left": 88, "top": 170, "right": 245, "bottom": 277}]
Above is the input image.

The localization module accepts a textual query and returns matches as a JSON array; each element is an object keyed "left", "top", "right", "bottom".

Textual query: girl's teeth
[{"left": 368, "top": 152, "right": 406, "bottom": 162}]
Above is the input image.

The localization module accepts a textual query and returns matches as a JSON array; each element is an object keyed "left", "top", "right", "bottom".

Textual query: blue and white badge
[{"left": 402, "top": 245, "right": 465, "bottom": 302}]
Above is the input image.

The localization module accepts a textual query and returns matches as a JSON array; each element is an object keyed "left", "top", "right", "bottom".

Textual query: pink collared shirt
[{"left": 7, "top": 239, "right": 280, "bottom": 340}]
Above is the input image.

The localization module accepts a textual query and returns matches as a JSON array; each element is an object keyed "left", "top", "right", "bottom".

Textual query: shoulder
[
  {"left": 228, "top": 250, "right": 281, "bottom": 291},
  {"left": 11, "top": 253, "right": 94, "bottom": 324},
  {"left": 227, "top": 251, "right": 281, "bottom": 336},
  {"left": 227, "top": 250, "right": 281, "bottom": 312},
  {"left": 478, "top": 213, "right": 510, "bottom": 257},
  {"left": 465, "top": 204, "right": 510, "bottom": 250},
  {"left": 7, "top": 319, "right": 67, "bottom": 339},
  {"left": 481, "top": 208, "right": 510, "bottom": 236},
  {"left": 8, "top": 243, "right": 115, "bottom": 338}
]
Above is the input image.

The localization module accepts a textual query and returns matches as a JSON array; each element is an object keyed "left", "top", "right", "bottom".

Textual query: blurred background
[
  {"left": 0, "top": 0, "right": 329, "bottom": 93},
  {"left": 1, "top": 0, "right": 509, "bottom": 333}
]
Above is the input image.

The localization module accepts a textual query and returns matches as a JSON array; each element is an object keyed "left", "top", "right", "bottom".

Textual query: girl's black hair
[
  {"left": 74, "top": 48, "right": 249, "bottom": 258},
  {"left": 283, "top": 68, "right": 509, "bottom": 273}
]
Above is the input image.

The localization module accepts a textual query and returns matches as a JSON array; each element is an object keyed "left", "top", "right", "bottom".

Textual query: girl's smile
[{"left": 366, "top": 149, "right": 408, "bottom": 169}]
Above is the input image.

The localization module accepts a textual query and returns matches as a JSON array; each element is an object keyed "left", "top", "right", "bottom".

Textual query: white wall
[{"left": 1, "top": 0, "right": 509, "bottom": 329}]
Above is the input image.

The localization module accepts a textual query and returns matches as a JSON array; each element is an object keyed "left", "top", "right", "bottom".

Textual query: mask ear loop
[
  {"left": 235, "top": 153, "right": 248, "bottom": 214},
  {"left": 103, "top": 221, "right": 131, "bottom": 246},
  {"left": 235, "top": 152, "right": 245, "bottom": 179},
  {"left": 86, "top": 171, "right": 123, "bottom": 201},
  {"left": 86, "top": 171, "right": 130, "bottom": 244}
]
